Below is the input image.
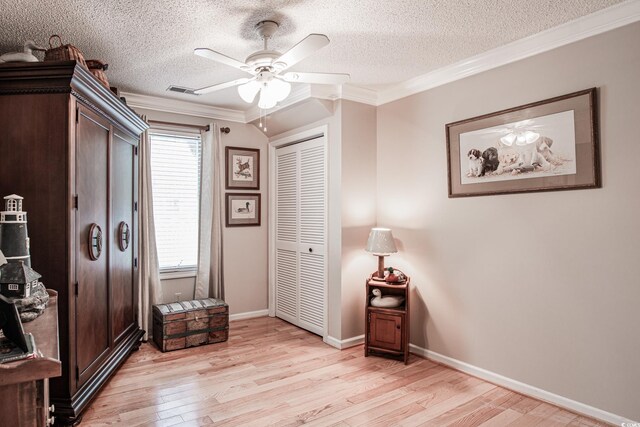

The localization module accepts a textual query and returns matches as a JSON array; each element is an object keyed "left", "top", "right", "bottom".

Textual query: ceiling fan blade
[
  {"left": 274, "top": 34, "right": 330, "bottom": 70},
  {"left": 194, "top": 77, "right": 253, "bottom": 95},
  {"left": 281, "top": 72, "right": 350, "bottom": 85},
  {"left": 194, "top": 48, "right": 251, "bottom": 72}
]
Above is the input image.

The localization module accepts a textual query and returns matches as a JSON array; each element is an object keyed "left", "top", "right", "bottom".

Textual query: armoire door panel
[
  {"left": 111, "top": 134, "right": 136, "bottom": 344},
  {"left": 75, "top": 106, "right": 110, "bottom": 386}
]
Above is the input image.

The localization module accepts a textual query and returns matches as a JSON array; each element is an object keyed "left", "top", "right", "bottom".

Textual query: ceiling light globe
[
  {"left": 257, "top": 79, "right": 291, "bottom": 109},
  {"left": 238, "top": 80, "right": 261, "bottom": 103},
  {"left": 269, "top": 78, "right": 291, "bottom": 102},
  {"left": 258, "top": 86, "right": 278, "bottom": 109}
]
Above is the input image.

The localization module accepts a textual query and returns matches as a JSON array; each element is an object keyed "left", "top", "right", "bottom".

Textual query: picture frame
[
  {"left": 225, "top": 146, "right": 260, "bottom": 190},
  {"left": 226, "top": 193, "right": 261, "bottom": 227},
  {"left": 445, "top": 88, "right": 600, "bottom": 198}
]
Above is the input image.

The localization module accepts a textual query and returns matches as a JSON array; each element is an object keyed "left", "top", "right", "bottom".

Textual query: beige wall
[
  {"left": 376, "top": 22, "right": 640, "bottom": 420},
  {"left": 340, "top": 100, "right": 377, "bottom": 339},
  {"left": 135, "top": 108, "right": 269, "bottom": 315}
]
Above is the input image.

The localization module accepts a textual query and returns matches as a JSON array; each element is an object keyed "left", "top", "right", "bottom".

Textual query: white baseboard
[
  {"left": 409, "top": 344, "right": 636, "bottom": 425},
  {"left": 324, "top": 334, "right": 364, "bottom": 350},
  {"left": 229, "top": 309, "right": 269, "bottom": 321}
]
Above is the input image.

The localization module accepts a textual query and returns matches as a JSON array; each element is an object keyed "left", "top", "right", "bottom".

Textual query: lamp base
[{"left": 369, "top": 271, "right": 387, "bottom": 282}]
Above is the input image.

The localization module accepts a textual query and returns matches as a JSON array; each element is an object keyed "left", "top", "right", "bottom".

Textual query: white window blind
[{"left": 149, "top": 132, "right": 201, "bottom": 272}]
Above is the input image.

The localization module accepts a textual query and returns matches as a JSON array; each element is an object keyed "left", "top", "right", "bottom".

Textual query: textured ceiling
[{"left": 0, "top": 0, "right": 623, "bottom": 110}]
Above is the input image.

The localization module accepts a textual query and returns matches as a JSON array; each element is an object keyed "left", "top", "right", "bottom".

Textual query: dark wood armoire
[{"left": 0, "top": 61, "right": 147, "bottom": 425}]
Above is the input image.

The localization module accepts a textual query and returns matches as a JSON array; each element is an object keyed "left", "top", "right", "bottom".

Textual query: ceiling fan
[{"left": 193, "top": 20, "right": 350, "bottom": 109}]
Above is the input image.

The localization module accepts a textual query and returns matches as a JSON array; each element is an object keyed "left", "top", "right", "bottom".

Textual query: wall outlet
[{"left": 175, "top": 292, "right": 182, "bottom": 302}]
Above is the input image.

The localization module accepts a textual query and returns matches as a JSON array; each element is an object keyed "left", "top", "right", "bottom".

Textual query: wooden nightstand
[{"left": 364, "top": 276, "right": 410, "bottom": 364}]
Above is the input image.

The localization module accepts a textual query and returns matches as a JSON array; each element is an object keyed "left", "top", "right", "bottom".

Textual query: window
[{"left": 150, "top": 132, "right": 201, "bottom": 272}]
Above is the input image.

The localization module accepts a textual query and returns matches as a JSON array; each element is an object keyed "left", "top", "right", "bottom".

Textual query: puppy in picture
[
  {"left": 467, "top": 149, "right": 484, "bottom": 177},
  {"left": 480, "top": 147, "right": 499, "bottom": 176},
  {"left": 515, "top": 142, "right": 551, "bottom": 170},
  {"left": 496, "top": 148, "right": 520, "bottom": 174},
  {"left": 536, "top": 136, "right": 564, "bottom": 165}
]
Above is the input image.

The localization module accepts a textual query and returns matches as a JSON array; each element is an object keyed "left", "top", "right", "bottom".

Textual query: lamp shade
[{"left": 366, "top": 228, "right": 397, "bottom": 255}]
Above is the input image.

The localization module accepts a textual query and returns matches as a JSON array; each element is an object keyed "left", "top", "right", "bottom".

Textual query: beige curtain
[
  {"left": 138, "top": 116, "right": 163, "bottom": 340},
  {"left": 195, "top": 123, "right": 225, "bottom": 300}
]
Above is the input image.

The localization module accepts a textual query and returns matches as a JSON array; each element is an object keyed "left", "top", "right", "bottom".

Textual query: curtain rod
[{"left": 148, "top": 120, "right": 210, "bottom": 132}]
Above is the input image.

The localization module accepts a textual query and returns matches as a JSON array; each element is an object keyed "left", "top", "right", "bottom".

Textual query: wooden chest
[{"left": 152, "top": 298, "right": 228, "bottom": 352}]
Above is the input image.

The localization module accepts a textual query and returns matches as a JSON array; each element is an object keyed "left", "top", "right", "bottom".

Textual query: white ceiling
[{"left": 0, "top": 0, "right": 624, "bottom": 111}]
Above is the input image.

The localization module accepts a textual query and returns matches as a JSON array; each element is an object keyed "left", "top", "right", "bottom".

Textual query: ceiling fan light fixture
[
  {"left": 256, "top": 79, "right": 291, "bottom": 109},
  {"left": 238, "top": 80, "right": 261, "bottom": 103},
  {"left": 268, "top": 78, "right": 291, "bottom": 102},
  {"left": 258, "top": 86, "right": 278, "bottom": 109}
]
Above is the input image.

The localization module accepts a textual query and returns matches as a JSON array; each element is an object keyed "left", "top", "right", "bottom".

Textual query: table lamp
[{"left": 366, "top": 227, "right": 397, "bottom": 281}]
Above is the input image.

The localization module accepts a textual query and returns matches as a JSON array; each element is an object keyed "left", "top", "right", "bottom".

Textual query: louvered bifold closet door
[
  {"left": 275, "top": 137, "right": 326, "bottom": 336},
  {"left": 275, "top": 144, "right": 299, "bottom": 326},
  {"left": 297, "top": 139, "right": 326, "bottom": 335}
]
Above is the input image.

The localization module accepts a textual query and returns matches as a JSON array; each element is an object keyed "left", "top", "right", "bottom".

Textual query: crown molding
[
  {"left": 120, "top": 91, "right": 247, "bottom": 123},
  {"left": 122, "top": 82, "right": 376, "bottom": 127},
  {"left": 339, "top": 84, "right": 378, "bottom": 105},
  {"left": 309, "top": 84, "right": 378, "bottom": 105},
  {"left": 308, "top": 84, "right": 341, "bottom": 101},
  {"left": 377, "top": 0, "right": 640, "bottom": 105}
]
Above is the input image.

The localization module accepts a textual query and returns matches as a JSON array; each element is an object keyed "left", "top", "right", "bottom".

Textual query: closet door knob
[
  {"left": 309, "top": 248, "right": 313, "bottom": 253},
  {"left": 88, "top": 223, "right": 103, "bottom": 260}
]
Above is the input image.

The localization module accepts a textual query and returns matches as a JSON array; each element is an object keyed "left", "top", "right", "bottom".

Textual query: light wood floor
[{"left": 80, "top": 317, "right": 608, "bottom": 427}]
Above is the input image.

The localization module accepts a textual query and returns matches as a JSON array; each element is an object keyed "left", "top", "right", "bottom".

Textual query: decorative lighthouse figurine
[{"left": 0, "top": 194, "right": 31, "bottom": 266}]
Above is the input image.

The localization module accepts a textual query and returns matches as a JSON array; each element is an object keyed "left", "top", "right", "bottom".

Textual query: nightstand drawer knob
[{"left": 397, "top": 325, "right": 401, "bottom": 329}]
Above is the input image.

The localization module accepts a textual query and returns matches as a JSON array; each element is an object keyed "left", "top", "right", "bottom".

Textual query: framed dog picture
[
  {"left": 446, "top": 88, "right": 600, "bottom": 198},
  {"left": 226, "top": 193, "right": 261, "bottom": 227},
  {"left": 226, "top": 146, "right": 260, "bottom": 190}
]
